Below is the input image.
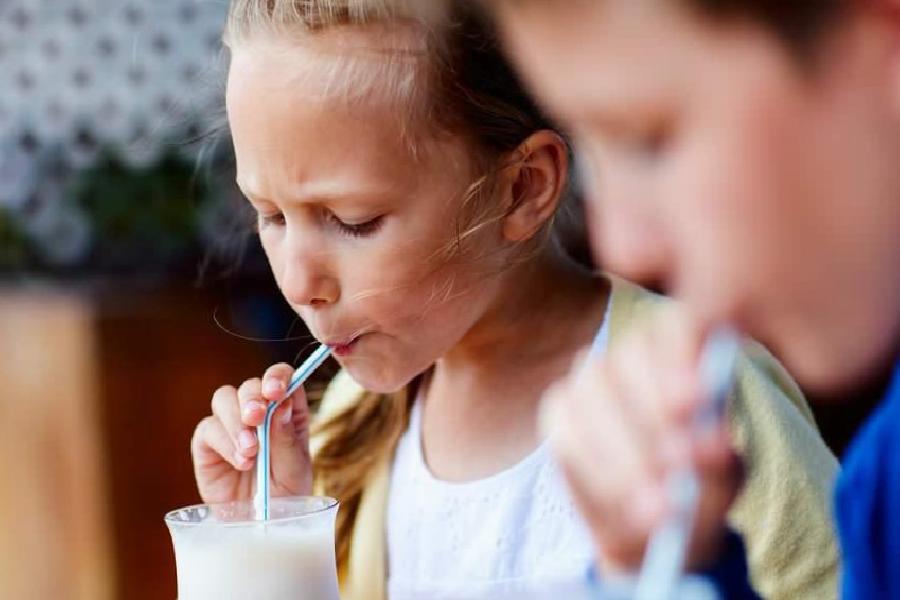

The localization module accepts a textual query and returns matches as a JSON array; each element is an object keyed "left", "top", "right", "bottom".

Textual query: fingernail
[
  {"left": 234, "top": 452, "right": 252, "bottom": 470},
  {"left": 243, "top": 401, "right": 263, "bottom": 418},
  {"left": 239, "top": 430, "right": 256, "bottom": 450},
  {"left": 280, "top": 404, "right": 293, "bottom": 425},
  {"left": 264, "top": 379, "right": 284, "bottom": 397}
]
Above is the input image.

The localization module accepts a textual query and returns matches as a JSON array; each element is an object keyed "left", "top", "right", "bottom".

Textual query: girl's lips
[{"left": 328, "top": 336, "right": 361, "bottom": 357}]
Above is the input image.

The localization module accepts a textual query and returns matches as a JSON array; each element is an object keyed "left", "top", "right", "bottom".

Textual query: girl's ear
[{"left": 501, "top": 130, "right": 569, "bottom": 242}]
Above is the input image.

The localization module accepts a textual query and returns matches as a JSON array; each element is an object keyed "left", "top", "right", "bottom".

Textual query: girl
[
  {"left": 190, "top": 2, "right": 839, "bottom": 598},
  {"left": 493, "top": 0, "right": 900, "bottom": 598}
]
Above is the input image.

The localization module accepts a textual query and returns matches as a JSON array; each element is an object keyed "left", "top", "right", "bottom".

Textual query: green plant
[
  {"left": 73, "top": 150, "right": 213, "bottom": 273},
  {"left": 0, "top": 208, "right": 28, "bottom": 270}
]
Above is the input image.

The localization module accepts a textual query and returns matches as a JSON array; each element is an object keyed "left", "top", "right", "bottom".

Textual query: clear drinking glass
[{"left": 165, "top": 496, "right": 340, "bottom": 600}]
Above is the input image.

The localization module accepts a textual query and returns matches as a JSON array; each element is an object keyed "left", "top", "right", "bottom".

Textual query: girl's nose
[{"left": 280, "top": 258, "right": 340, "bottom": 308}]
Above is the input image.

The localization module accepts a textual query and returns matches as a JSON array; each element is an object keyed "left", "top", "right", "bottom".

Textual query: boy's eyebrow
[
  {"left": 583, "top": 111, "right": 632, "bottom": 138},
  {"left": 555, "top": 104, "right": 621, "bottom": 138},
  {"left": 566, "top": 98, "right": 660, "bottom": 140}
]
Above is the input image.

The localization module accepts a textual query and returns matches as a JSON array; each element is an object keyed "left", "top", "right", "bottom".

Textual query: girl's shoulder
[
  {"left": 310, "top": 369, "right": 366, "bottom": 458},
  {"left": 605, "top": 274, "right": 672, "bottom": 342},
  {"left": 317, "top": 369, "right": 366, "bottom": 423}
]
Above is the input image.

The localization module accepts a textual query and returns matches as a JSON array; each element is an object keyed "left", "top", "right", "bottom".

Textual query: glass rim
[{"left": 164, "top": 495, "right": 339, "bottom": 528}]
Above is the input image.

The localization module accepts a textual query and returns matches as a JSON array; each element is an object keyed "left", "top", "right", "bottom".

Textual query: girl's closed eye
[
  {"left": 255, "top": 209, "right": 384, "bottom": 237},
  {"left": 326, "top": 210, "right": 384, "bottom": 238},
  {"left": 258, "top": 211, "right": 286, "bottom": 229}
]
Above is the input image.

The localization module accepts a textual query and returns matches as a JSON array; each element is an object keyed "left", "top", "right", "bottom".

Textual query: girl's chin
[{"left": 341, "top": 363, "right": 415, "bottom": 395}]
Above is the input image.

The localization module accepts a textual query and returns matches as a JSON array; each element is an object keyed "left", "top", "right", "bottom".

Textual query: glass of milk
[{"left": 165, "top": 496, "right": 340, "bottom": 600}]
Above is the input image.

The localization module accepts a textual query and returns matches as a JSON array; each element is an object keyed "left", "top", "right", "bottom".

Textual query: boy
[{"left": 491, "top": 1, "right": 900, "bottom": 597}]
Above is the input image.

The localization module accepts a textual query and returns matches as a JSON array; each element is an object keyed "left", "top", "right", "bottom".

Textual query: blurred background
[
  {"left": 0, "top": 1, "right": 888, "bottom": 599},
  {"left": 0, "top": 1, "right": 337, "bottom": 599}
]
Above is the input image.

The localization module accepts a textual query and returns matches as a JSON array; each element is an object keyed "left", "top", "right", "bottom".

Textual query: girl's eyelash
[
  {"left": 255, "top": 210, "right": 384, "bottom": 238},
  {"left": 258, "top": 212, "right": 285, "bottom": 228},
  {"left": 328, "top": 213, "right": 384, "bottom": 238}
]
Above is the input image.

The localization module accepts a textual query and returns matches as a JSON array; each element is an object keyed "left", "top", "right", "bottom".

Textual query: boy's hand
[{"left": 541, "top": 308, "right": 743, "bottom": 575}]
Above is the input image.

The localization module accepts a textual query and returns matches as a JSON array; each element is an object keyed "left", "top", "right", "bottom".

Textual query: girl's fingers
[
  {"left": 192, "top": 416, "right": 253, "bottom": 471},
  {"left": 262, "top": 363, "right": 295, "bottom": 401},
  {"left": 269, "top": 386, "right": 313, "bottom": 496},
  {"left": 211, "top": 385, "right": 250, "bottom": 451},
  {"left": 237, "top": 378, "right": 265, "bottom": 427},
  {"left": 238, "top": 362, "right": 295, "bottom": 435},
  {"left": 273, "top": 386, "right": 310, "bottom": 451},
  {"left": 245, "top": 363, "right": 295, "bottom": 434},
  {"left": 230, "top": 383, "right": 259, "bottom": 458}
]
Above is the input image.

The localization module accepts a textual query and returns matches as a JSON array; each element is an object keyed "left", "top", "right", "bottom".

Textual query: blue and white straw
[
  {"left": 634, "top": 327, "right": 741, "bottom": 600},
  {"left": 254, "top": 344, "right": 332, "bottom": 521}
]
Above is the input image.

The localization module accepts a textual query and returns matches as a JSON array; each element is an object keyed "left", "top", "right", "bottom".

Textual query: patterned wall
[{"left": 0, "top": 0, "right": 230, "bottom": 266}]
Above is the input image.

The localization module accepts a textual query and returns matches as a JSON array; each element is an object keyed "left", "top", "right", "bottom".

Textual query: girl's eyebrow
[{"left": 236, "top": 177, "right": 399, "bottom": 206}]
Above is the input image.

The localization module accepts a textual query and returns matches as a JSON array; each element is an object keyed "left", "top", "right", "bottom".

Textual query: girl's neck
[
  {"left": 420, "top": 247, "right": 610, "bottom": 481},
  {"left": 438, "top": 246, "right": 607, "bottom": 381}
]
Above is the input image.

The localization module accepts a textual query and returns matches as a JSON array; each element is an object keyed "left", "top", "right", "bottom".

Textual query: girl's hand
[
  {"left": 191, "top": 363, "right": 313, "bottom": 505},
  {"left": 541, "top": 308, "right": 743, "bottom": 575}
]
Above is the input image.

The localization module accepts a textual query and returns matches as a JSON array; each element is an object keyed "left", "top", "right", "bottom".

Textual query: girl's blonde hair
[{"left": 224, "top": 0, "right": 586, "bottom": 573}]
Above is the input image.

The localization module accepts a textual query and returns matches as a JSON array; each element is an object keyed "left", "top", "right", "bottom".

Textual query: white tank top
[{"left": 386, "top": 310, "right": 610, "bottom": 600}]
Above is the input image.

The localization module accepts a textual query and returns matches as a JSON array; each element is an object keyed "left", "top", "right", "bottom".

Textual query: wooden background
[{"left": 0, "top": 282, "right": 314, "bottom": 600}]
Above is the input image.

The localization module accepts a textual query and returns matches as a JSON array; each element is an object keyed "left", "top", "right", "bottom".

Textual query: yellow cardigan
[{"left": 313, "top": 277, "right": 840, "bottom": 600}]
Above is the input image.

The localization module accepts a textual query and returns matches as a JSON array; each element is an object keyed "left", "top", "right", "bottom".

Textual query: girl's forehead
[
  {"left": 227, "top": 33, "right": 425, "bottom": 107},
  {"left": 226, "top": 43, "right": 473, "bottom": 204}
]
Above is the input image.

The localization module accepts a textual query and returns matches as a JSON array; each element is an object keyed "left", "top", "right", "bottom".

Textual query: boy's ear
[
  {"left": 889, "top": 0, "right": 900, "bottom": 110},
  {"left": 870, "top": 0, "right": 900, "bottom": 110},
  {"left": 501, "top": 130, "right": 569, "bottom": 243}
]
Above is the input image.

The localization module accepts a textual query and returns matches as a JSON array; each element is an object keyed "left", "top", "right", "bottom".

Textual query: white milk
[
  {"left": 166, "top": 497, "right": 341, "bottom": 600},
  {"left": 171, "top": 525, "right": 340, "bottom": 600}
]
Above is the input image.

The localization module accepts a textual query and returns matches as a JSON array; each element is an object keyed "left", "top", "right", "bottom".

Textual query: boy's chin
[{"left": 787, "top": 333, "right": 898, "bottom": 397}]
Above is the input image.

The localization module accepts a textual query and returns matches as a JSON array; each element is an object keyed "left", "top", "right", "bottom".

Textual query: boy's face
[{"left": 496, "top": 1, "right": 900, "bottom": 391}]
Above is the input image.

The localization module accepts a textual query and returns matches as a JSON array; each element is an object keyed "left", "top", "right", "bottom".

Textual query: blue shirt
[
  {"left": 835, "top": 360, "right": 900, "bottom": 599},
  {"left": 699, "top": 360, "right": 900, "bottom": 599}
]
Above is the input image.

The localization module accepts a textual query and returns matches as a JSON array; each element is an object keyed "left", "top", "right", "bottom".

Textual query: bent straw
[{"left": 254, "top": 344, "right": 332, "bottom": 521}]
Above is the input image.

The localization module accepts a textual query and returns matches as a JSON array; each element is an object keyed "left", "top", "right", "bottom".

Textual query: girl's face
[
  {"left": 226, "top": 37, "right": 507, "bottom": 392},
  {"left": 497, "top": 2, "right": 900, "bottom": 391}
]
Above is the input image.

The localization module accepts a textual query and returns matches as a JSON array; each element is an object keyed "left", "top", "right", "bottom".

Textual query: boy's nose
[
  {"left": 593, "top": 203, "right": 671, "bottom": 286},
  {"left": 586, "top": 178, "right": 671, "bottom": 287}
]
